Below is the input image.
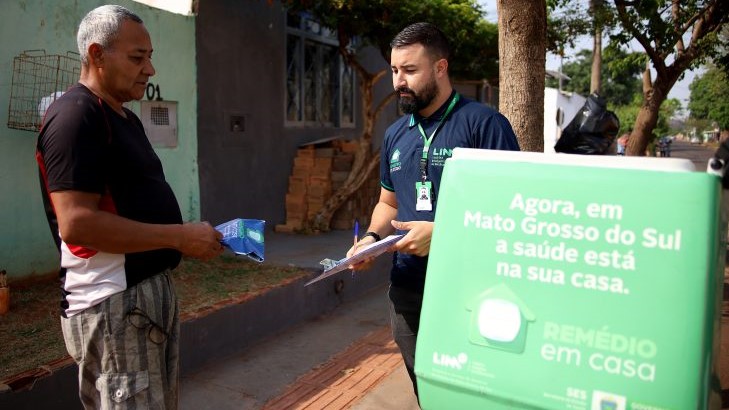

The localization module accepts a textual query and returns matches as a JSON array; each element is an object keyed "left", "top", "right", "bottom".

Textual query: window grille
[
  {"left": 7, "top": 50, "right": 80, "bottom": 132},
  {"left": 140, "top": 100, "right": 178, "bottom": 148},
  {"left": 150, "top": 106, "right": 170, "bottom": 126},
  {"left": 285, "top": 12, "right": 356, "bottom": 128}
]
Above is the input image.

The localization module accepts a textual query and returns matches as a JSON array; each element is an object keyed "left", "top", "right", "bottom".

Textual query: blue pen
[
  {"left": 353, "top": 219, "right": 359, "bottom": 248},
  {"left": 353, "top": 219, "right": 359, "bottom": 278}
]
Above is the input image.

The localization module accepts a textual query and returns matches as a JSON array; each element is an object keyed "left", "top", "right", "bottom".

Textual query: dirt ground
[{"left": 0, "top": 255, "right": 307, "bottom": 381}]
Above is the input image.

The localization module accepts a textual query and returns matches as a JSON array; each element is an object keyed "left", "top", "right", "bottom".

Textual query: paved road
[{"left": 668, "top": 138, "right": 716, "bottom": 170}]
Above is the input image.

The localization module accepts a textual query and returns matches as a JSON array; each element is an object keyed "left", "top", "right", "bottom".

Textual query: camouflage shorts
[{"left": 61, "top": 271, "right": 179, "bottom": 410}]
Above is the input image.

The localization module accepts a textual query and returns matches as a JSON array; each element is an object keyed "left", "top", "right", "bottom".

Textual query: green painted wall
[{"left": 0, "top": 1, "right": 198, "bottom": 281}]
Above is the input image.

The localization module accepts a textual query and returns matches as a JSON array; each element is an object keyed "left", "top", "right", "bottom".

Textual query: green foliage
[
  {"left": 546, "top": 1, "right": 591, "bottom": 53},
  {"left": 684, "top": 116, "right": 714, "bottom": 136},
  {"left": 715, "top": 27, "right": 729, "bottom": 75},
  {"left": 612, "top": 94, "right": 679, "bottom": 138},
  {"left": 689, "top": 66, "right": 729, "bottom": 130},
  {"left": 548, "top": 44, "right": 642, "bottom": 106},
  {"left": 611, "top": 98, "right": 639, "bottom": 134},
  {"left": 657, "top": 98, "right": 681, "bottom": 136},
  {"left": 611, "top": 0, "right": 729, "bottom": 73},
  {"left": 282, "top": 0, "right": 499, "bottom": 81},
  {"left": 546, "top": 0, "right": 620, "bottom": 55},
  {"left": 545, "top": 49, "right": 590, "bottom": 93}
]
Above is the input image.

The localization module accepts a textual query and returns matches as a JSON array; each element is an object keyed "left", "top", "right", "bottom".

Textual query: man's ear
[
  {"left": 435, "top": 58, "right": 448, "bottom": 76},
  {"left": 88, "top": 43, "right": 104, "bottom": 66}
]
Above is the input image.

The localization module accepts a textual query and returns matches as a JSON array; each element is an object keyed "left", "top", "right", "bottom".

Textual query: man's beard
[{"left": 397, "top": 78, "right": 438, "bottom": 114}]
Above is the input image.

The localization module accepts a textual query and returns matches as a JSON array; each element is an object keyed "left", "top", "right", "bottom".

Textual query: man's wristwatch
[{"left": 362, "top": 231, "right": 381, "bottom": 242}]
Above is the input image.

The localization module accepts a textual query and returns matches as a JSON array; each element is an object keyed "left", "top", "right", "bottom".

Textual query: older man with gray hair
[{"left": 36, "top": 5, "right": 223, "bottom": 409}]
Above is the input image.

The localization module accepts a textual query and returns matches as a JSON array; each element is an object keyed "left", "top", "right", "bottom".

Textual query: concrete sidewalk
[{"left": 179, "top": 275, "right": 419, "bottom": 410}]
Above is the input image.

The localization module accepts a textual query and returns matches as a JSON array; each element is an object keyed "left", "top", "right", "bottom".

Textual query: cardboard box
[
  {"left": 339, "top": 140, "right": 359, "bottom": 153},
  {"left": 294, "top": 156, "right": 315, "bottom": 168},
  {"left": 315, "top": 147, "right": 335, "bottom": 158},
  {"left": 333, "top": 154, "right": 354, "bottom": 171},
  {"left": 296, "top": 147, "right": 315, "bottom": 159},
  {"left": 288, "top": 176, "right": 307, "bottom": 195}
]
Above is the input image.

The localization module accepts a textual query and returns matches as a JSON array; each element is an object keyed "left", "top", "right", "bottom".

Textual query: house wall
[
  {"left": 543, "top": 87, "right": 587, "bottom": 154},
  {"left": 0, "top": 0, "right": 197, "bottom": 280},
  {"left": 195, "top": 0, "right": 396, "bottom": 226}
]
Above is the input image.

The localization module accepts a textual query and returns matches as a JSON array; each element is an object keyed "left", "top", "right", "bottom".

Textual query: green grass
[{"left": 0, "top": 255, "right": 307, "bottom": 381}]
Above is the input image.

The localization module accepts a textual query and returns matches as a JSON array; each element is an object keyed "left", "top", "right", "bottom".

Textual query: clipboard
[{"left": 304, "top": 234, "right": 404, "bottom": 286}]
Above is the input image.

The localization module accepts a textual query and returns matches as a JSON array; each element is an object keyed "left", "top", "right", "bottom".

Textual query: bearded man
[{"left": 346, "top": 22, "right": 520, "bottom": 398}]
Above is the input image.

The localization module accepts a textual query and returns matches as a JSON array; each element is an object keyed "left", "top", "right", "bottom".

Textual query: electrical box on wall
[{"left": 140, "top": 100, "right": 178, "bottom": 148}]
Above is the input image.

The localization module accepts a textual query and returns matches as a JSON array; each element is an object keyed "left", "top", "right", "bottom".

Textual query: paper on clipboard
[{"left": 304, "top": 234, "right": 404, "bottom": 286}]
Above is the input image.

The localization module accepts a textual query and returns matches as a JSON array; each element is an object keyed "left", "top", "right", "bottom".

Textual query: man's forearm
[{"left": 367, "top": 201, "right": 398, "bottom": 239}]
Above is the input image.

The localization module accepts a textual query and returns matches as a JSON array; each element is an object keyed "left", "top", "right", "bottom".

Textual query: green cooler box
[{"left": 416, "top": 149, "right": 725, "bottom": 410}]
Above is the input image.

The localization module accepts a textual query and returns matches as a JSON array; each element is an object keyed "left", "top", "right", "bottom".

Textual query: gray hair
[{"left": 77, "top": 5, "right": 143, "bottom": 65}]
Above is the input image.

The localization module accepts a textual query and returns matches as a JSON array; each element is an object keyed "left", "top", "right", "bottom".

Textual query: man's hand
[
  {"left": 179, "top": 222, "right": 224, "bottom": 261},
  {"left": 346, "top": 234, "right": 378, "bottom": 271},
  {"left": 391, "top": 220, "right": 433, "bottom": 256}
]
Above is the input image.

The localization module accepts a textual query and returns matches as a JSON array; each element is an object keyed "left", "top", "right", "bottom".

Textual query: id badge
[{"left": 415, "top": 181, "right": 433, "bottom": 212}]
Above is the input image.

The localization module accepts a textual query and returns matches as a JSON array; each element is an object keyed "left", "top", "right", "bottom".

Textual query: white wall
[{"left": 543, "top": 87, "right": 587, "bottom": 154}]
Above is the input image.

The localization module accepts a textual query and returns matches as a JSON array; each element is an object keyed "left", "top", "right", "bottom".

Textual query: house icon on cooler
[{"left": 466, "top": 283, "right": 535, "bottom": 354}]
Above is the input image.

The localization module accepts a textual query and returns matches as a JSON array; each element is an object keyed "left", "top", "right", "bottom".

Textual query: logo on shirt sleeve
[{"left": 390, "top": 148, "right": 402, "bottom": 172}]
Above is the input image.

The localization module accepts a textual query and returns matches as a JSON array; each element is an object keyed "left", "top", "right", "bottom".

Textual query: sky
[{"left": 478, "top": 0, "right": 697, "bottom": 111}]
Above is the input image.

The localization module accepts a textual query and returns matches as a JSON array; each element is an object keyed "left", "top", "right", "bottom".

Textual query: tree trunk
[
  {"left": 497, "top": 0, "right": 547, "bottom": 152},
  {"left": 590, "top": 28, "right": 602, "bottom": 94},
  {"left": 310, "top": 147, "right": 380, "bottom": 231},
  {"left": 589, "top": 0, "right": 603, "bottom": 94},
  {"left": 626, "top": 69, "right": 673, "bottom": 156}
]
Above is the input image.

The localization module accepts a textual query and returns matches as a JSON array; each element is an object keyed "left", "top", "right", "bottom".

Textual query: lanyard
[{"left": 416, "top": 92, "right": 459, "bottom": 181}]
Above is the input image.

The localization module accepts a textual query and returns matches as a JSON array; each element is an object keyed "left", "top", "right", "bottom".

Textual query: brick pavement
[{"left": 262, "top": 326, "right": 403, "bottom": 410}]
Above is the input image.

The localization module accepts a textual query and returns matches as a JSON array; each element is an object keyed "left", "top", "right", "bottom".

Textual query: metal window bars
[{"left": 7, "top": 50, "right": 81, "bottom": 132}]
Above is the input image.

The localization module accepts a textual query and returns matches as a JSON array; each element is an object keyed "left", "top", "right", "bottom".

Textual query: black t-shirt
[{"left": 37, "top": 84, "right": 182, "bottom": 290}]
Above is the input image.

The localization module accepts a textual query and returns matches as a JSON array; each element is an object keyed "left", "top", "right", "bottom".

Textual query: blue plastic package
[{"left": 215, "top": 219, "right": 265, "bottom": 262}]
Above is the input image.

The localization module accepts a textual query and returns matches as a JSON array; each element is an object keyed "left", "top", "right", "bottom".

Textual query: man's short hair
[
  {"left": 77, "top": 5, "right": 143, "bottom": 65},
  {"left": 390, "top": 22, "right": 451, "bottom": 61}
]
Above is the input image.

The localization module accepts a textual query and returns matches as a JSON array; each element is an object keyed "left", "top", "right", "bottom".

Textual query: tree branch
[
  {"left": 672, "top": 0, "right": 685, "bottom": 55},
  {"left": 615, "top": 0, "right": 666, "bottom": 76},
  {"left": 680, "top": 0, "right": 715, "bottom": 33},
  {"left": 372, "top": 68, "right": 388, "bottom": 85},
  {"left": 374, "top": 91, "right": 396, "bottom": 119},
  {"left": 641, "top": 61, "right": 652, "bottom": 95},
  {"left": 336, "top": 24, "right": 372, "bottom": 84}
]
